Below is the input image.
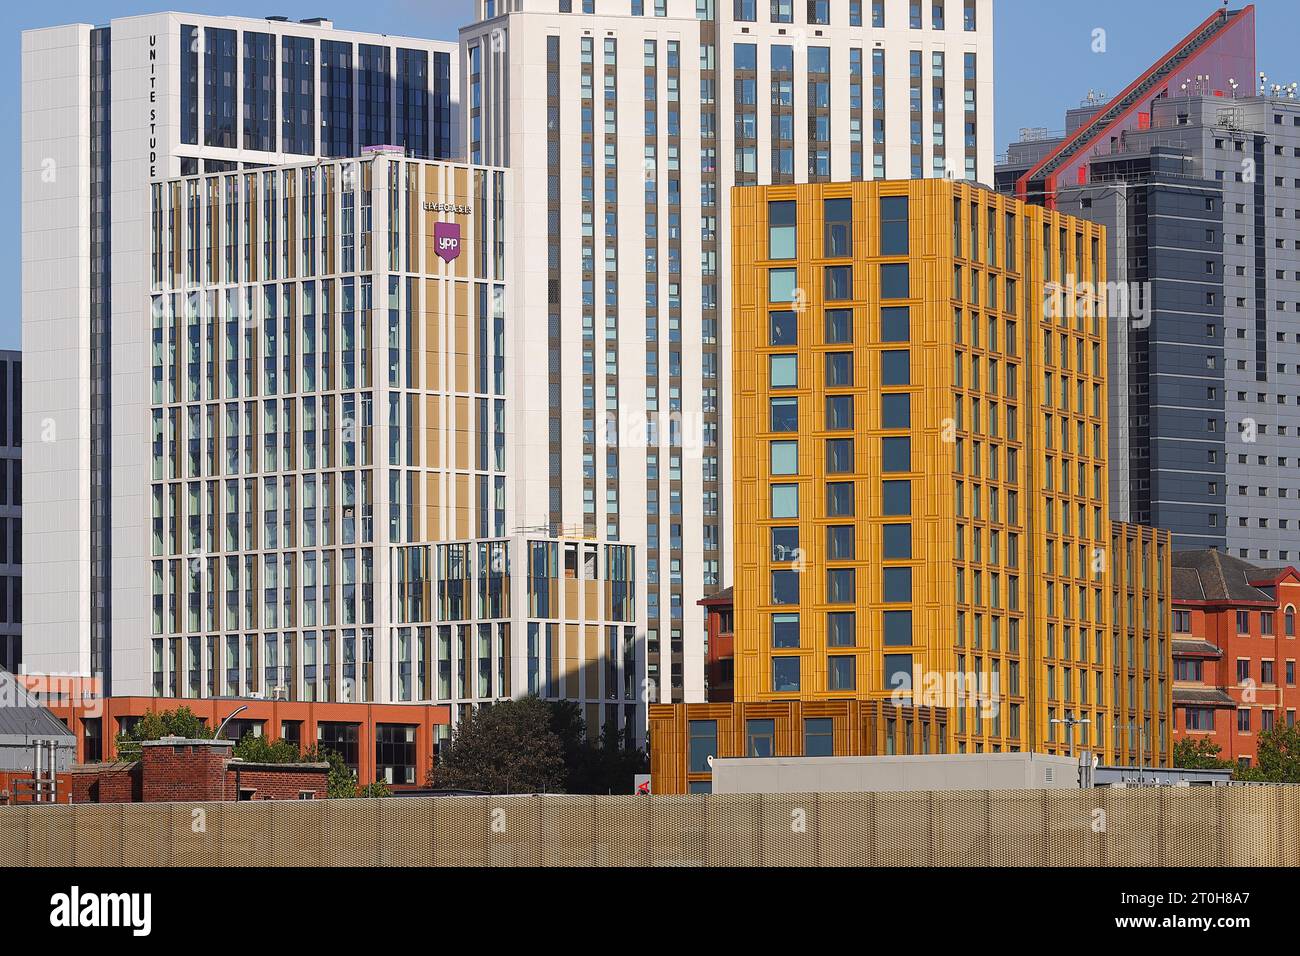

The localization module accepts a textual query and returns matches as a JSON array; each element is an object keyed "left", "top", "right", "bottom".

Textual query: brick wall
[
  {"left": 66, "top": 740, "right": 328, "bottom": 803},
  {"left": 0, "top": 770, "right": 75, "bottom": 804},
  {"left": 141, "top": 742, "right": 229, "bottom": 802},
  {"left": 70, "top": 764, "right": 140, "bottom": 804},
  {"left": 224, "top": 765, "right": 328, "bottom": 800}
]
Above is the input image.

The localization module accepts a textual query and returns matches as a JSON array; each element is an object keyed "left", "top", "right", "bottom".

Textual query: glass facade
[{"left": 281, "top": 36, "right": 316, "bottom": 155}]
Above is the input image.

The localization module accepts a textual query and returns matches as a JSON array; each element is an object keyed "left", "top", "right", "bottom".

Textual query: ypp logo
[{"left": 434, "top": 222, "right": 462, "bottom": 263}]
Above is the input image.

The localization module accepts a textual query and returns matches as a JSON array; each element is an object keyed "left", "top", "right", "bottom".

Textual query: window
[
  {"left": 824, "top": 197, "right": 852, "bottom": 257},
  {"left": 317, "top": 722, "right": 361, "bottom": 774},
  {"left": 770, "top": 440, "right": 798, "bottom": 475},
  {"left": 771, "top": 569, "right": 800, "bottom": 604},
  {"left": 769, "top": 353, "right": 798, "bottom": 388},
  {"left": 881, "top": 306, "right": 910, "bottom": 342},
  {"left": 827, "top": 481, "right": 855, "bottom": 517},
  {"left": 769, "top": 200, "right": 797, "bottom": 258},
  {"left": 828, "top": 656, "right": 856, "bottom": 691},
  {"left": 770, "top": 397, "right": 799, "bottom": 431},
  {"left": 1172, "top": 609, "right": 1191, "bottom": 633},
  {"left": 882, "top": 350, "right": 910, "bottom": 385},
  {"left": 827, "top": 525, "right": 855, "bottom": 560},
  {"left": 688, "top": 720, "right": 717, "bottom": 772},
  {"left": 772, "top": 612, "right": 800, "bottom": 648},
  {"left": 883, "top": 523, "right": 912, "bottom": 559},
  {"left": 825, "top": 265, "right": 852, "bottom": 300},
  {"left": 880, "top": 263, "right": 910, "bottom": 299},
  {"left": 826, "top": 438, "right": 854, "bottom": 473},
  {"left": 1238, "top": 708, "right": 1251, "bottom": 732},
  {"left": 771, "top": 659, "right": 799, "bottom": 694},
  {"left": 1236, "top": 611, "right": 1251, "bottom": 634},
  {"left": 884, "top": 610, "right": 912, "bottom": 645},
  {"left": 826, "top": 394, "right": 853, "bottom": 430},
  {"left": 804, "top": 717, "right": 834, "bottom": 756},
  {"left": 827, "top": 567, "right": 855, "bottom": 603},
  {"left": 771, "top": 526, "right": 799, "bottom": 562},
  {"left": 826, "top": 352, "right": 853, "bottom": 387},
  {"left": 882, "top": 393, "right": 910, "bottom": 428},
  {"left": 882, "top": 480, "right": 911, "bottom": 515},
  {"left": 1184, "top": 707, "right": 1213, "bottom": 731},
  {"left": 882, "top": 436, "right": 911, "bottom": 472},
  {"left": 827, "top": 611, "right": 855, "bottom": 646},
  {"left": 1174, "top": 659, "right": 1202, "bottom": 682},
  {"left": 770, "top": 310, "right": 797, "bottom": 345},
  {"left": 769, "top": 268, "right": 797, "bottom": 302},
  {"left": 824, "top": 308, "right": 852, "bottom": 343},
  {"left": 883, "top": 566, "right": 912, "bottom": 602},
  {"left": 885, "top": 654, "right": 913, "bottom": 694},
  {"left": 375, "top": 724, "right": 417, "bottom": 785},
  {"left": 880, "top": 195, "right": 909, "bottom": 254},
  {"left": 770, "top": 483, "right": 798, "bottom": 519}
]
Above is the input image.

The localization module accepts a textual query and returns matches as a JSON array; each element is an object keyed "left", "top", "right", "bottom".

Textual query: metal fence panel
[
  {"left": 1, "top": 786, "right": 1299, "bottom": 866},
  {"left": 761, "top": 794, "right": 820, "bottom": 867},
  {"left": 649, "top": 795, "right": 706, "bottom": 867},
  {"left": 817, "top": 792, "right": 875, "bottom": 866},
  {"left": 72, "top": 804, "right": 123, "bottom": 867},
  {"left": 121, "top": 804, "right": 172, "bottom": 867},
  {"left": 593, "top": 795, "right": 649, "bottom": 866},
  {"left": 379, "top": 796, "right": 434, "bottom": 866},
  {"left": 431, "top": 795, "right": 490, "bottom": 866},
  {"left": 539, "top": 795, "right": 596, "bottom": 867}
]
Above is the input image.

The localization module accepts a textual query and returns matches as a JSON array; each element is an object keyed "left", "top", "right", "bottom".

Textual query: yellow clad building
[{"left": 650, "top": 179, "right": 1172, "bottom": 791}]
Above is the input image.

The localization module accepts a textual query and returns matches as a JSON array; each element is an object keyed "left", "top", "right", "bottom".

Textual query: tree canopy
[{"left": 429, "top": 696, "right": 648, "bottom": 795}]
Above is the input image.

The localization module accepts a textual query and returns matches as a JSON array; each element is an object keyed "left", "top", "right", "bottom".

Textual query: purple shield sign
[{"left": 434, "top": 222, "right": 462, "bottom": 263}]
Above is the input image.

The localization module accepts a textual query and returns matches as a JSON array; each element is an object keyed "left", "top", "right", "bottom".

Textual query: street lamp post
[
  {"left": 1050, "top": 715, "right": 1092, "bottom": 788},
  {"left": 1118, "top": 721, "right": 1150, "bottom": 782},
  {"left": 213, "top": 704, "right": 250, "bottom": 741}
]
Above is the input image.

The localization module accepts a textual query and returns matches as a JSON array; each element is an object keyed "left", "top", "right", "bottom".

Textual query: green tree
[
  {"left": 573, "top": 731, "right": 650, "bottom": 795},
  {"left": 553, "top": 703, "right": 648, "bottom": 794},
  {"left": 232, "top": 733, "right": 303, "bottom": 764},
  {"left": 429, "top": 696, "right": 567, "bottom": 794},
  {"left": 427, "top": 697, "right": 648, "bottom": 795},
  {"left": 301, "top": 747, "right": 367, "bottom": 799},
  {"left": 115, "top": 706, "right": 211, "bottom": 759},
  {"left": 1236, "top": 725, "right": 1300, "bottom": 783},
  {"left": 1172, "top": 737, "right": 1234, "bottom": 771}
]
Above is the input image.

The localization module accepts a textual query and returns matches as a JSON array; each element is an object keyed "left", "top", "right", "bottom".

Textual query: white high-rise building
[
  {"left": 137, "top": 149, "right": 639, "bottom": 743},
  {"left": 22, "top": 13, "right": 458, "bottom": 688},
  {"left": 460, "top": 0, "right": 994, "bottom": 703}
]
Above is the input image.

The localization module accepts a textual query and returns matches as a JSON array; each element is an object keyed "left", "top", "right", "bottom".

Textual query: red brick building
[
  {"left": 1171, "top": 551, "right": 1300, "bottom": 769},
  {"left": 44, "top": 696, "right": 451, "bottom": 790},
  {"left": 699, "top": 587, "right": 734, "bottom": 702},
  {"left": 71, "top": 738, "right": 328, "bottom": 803}
]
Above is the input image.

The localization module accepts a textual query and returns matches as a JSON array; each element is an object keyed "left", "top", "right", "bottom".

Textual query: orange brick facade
[
  {"left": 700, "top": 588, "right": 735, "bottom": 702},
  {"left": 45, "top": 696, "right": 452, "bottom": 789},
  {"left": 1171, "top": 552, "right": 1300, "bottom": 769}
]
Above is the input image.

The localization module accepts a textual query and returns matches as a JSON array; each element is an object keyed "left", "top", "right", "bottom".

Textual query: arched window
[{"left": 1285, "top": 605, "right": 1296, "bottom": 638}]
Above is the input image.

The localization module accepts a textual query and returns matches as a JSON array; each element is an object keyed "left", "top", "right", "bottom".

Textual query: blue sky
[{"left": 3, "top": 0, "right": 1296, "bottom": 348}]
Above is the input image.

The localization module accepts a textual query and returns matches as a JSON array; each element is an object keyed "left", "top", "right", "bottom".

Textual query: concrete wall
[{"left": 710, "top": 752, "right": 1083, "bottom": 794}]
